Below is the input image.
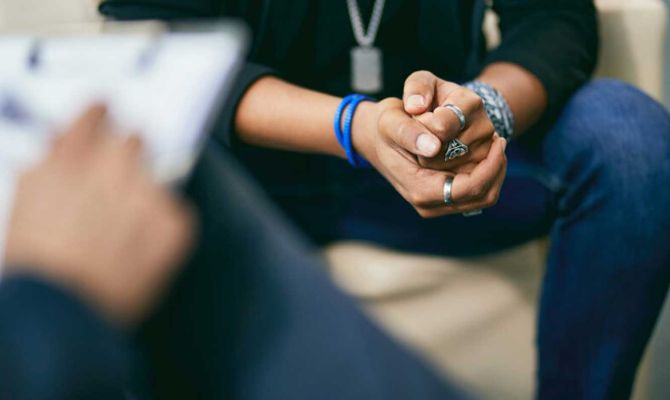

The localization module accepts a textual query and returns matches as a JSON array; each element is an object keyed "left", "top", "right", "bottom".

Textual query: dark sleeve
[
  {"left": 0, "top": 276, "right": 131, "bottom": 400},
  {"left": 486, "top": 0, "right": 599, "bottom": 118},
  {"left": 99, "top": 0, "right": 276, "bottom": 146}
]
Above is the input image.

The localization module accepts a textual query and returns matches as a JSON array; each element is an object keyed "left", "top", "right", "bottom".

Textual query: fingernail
[
  {"left": 416, "top": 133, "right": 440, "bottom": 156},
  {"left": 408, "top": 95, "right": 425, "bottom": 109},
  {"left": 502, "top": 138, "right": 508, "bottom": 151}
]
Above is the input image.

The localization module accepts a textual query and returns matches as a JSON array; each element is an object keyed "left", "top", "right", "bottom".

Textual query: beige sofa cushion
[
  {"left": 0, "top": 0, "right": 101, "bottom": 33},
  {"left": 325, "top": 241, "right": 546, "bottom": 399}
]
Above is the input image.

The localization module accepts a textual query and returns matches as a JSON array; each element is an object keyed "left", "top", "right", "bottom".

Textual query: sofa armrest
[{"left": 595, "top": 0, "right": 667, "bottom": 102}]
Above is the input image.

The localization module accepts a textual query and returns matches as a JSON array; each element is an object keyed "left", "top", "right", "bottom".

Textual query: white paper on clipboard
[
  {"left": 0, "top": 23, "right": 246, "bottom": 183},
  {"left": 0, "top": 23, "right": 247, "bottom": 273}
]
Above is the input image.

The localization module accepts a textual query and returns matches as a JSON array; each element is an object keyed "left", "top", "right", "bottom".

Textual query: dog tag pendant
[{"left": 351, "top": 46, "right": 383, "bottom": 94}]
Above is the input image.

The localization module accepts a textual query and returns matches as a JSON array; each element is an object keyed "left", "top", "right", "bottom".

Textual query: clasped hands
[{"left": 352, "top": 71, "right": 508, "bottom": 218}]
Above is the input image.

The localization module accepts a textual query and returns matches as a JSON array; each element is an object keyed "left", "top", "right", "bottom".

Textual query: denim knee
[{"left": 545, "top": 79, "right": 670, "bottom": 196}]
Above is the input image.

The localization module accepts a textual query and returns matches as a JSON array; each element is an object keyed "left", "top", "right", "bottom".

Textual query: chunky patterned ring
[
  {"left": 445, "top": 138, "right": 469, "bottom": 161},
  {"left": 443, "top": 103, "right": 467, "bottom": 131}
]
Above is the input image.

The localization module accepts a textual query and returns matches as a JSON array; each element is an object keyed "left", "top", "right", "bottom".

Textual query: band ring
[
  {"left": 445, "top": 138, "right": 469, "bottom": 161},
  {"left": 443, "top": 176, "right": 455, "bottom": 206},
  {"left": 443, "top": 104, "right": 467, "bottom": 131}
]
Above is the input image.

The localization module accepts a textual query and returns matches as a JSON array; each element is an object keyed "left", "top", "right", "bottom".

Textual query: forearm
[
  {"left": 235, "top": 76, "right": 347, "bottom": 158},
  {"left": 476, "top": 62, "right": 548, "bottom": 138}
]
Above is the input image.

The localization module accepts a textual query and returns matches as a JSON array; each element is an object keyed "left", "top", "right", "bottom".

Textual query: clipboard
[
  {"left": 0, "top": 21, "right": 248, "bottom": 184},
  {"left": 0, "top": 21, "right": 247, "bottom": 271}
]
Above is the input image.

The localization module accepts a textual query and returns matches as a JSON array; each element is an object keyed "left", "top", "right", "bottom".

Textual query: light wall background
[{"left": 650, "top": 4, "right": 670, "bottom": 400}]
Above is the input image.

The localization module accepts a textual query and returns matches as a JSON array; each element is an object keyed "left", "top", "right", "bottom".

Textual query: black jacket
[
  {"left": 0, "top": 277, "right": 131, "bottom": 399},
  {"left": 99, "top": 0, "right": 599, "bottom": 147}
]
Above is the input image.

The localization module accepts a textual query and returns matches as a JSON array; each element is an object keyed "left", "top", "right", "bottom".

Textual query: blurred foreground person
[
  {"left": 0, "top": 105, "right": 195, "bottom": 398},
  {"left": 0, "top": 106, "right": 471, "bottom": 399}
]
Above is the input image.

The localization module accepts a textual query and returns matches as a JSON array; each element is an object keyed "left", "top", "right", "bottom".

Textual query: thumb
[
  {"left": 380, "top": 105, "right": 442, "bottom": 158},
  {"left": 403, "top": 71, "right": 437, "bottom": 116}
]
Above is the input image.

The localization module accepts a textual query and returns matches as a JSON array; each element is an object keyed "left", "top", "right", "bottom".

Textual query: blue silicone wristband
[
  {"left": 334, "top": 95, "right": 354, "bottom": 150},
  {"left": 334, "top": 94, "right": 374, "bottom": 168},
  {"left": 343, "top": 95, "right": 373, "bottom": 167}
]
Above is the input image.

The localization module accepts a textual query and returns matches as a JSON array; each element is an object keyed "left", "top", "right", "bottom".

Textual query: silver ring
[
  {"left": 463, "top": 210, "right": 483, "bottom": 217},
  {"left": 443, "top": 104, "right": 467, "bottom": 131},
  {"left": 443, "top": 176, "right": 455, "bottom": 206},
  {"left": 445, "top": 138, "right": 469, "bottom": 161}
]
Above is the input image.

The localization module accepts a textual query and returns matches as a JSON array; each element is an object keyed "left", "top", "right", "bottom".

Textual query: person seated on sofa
[
  {"left": 0, "top": 105, "right": 477, "bottom": 399},
  {"left": 100, "top": 1, "right": 670, "bottom": 398}
]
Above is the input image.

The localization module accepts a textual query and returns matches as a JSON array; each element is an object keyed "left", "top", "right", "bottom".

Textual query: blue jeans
[{"left": 256, "top": 80, "right": 670, "bottom": 399}]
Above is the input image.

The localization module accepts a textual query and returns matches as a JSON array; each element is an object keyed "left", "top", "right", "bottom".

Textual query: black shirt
[{"left": 99, "top": 0, "right": 598, "bottom": 142}]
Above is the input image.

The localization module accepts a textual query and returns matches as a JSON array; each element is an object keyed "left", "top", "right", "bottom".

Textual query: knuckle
[
  {"left": 394, "top": 125, "right": 410, "bottom": 145},
  {"left": 417, "top": 157, "right": 432, "bottom": 169},
  {"left": 377, "top": 112, "right": 389, "bottom": 131},
  {"left": 473, "top": 123, "right": 495, "bottom": 142},
  {"left": 415, "top": 207, "right": 429, "bottom": 218},
  {"left": 481, "top": 119, "right": 495, "bottom": 135},
  {"left": 415, "top": 207, "right": 435, "bottom": 219},
  {"left": 398, "top": 120, "right": 412, "bottom": 136},
  {"left": 502, "top": 153, "right": 508, "bottom": 166},
  {"left": 449, "top": 88, "right": 467, "bottom": 103},
  {"left": 408, "top": 191, "right": 424, "bottom": 206},
  {"left": 452, "top": 88, "right": 482, "bottom": 111},
  {"left": 399, "top": 124, "right": 420, "bottom": 146},
  {"left": 469, "top": 93, "right": 484, "bottom": 110},
  {"left": 407, "top": 70, "right": 431, "bottom": 82},
  {"left": 486, "top": 191, "right": 500, "bottom": 207},
  {"left": 378, "top": 111, "right": 393, "bottom": 134},
  {"left": 409, "top": 187, "right": 432, "bottom": 207},
  {"left": 469, "top": 181, "right": 486, "bottom": 199},
  {"left": 434, "top": 119, "right": 448, "bottom": 134},
  {"left": 379, "top": 97, "right": 399, "bottom": 109}
]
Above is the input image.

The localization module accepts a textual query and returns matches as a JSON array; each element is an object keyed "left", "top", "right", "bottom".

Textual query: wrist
[
  {"left": 350, "top": 101, "right": 380, "bottom": 165},
  {"left": 333, "top": 95, "right": 376, "bottom": 167}
]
